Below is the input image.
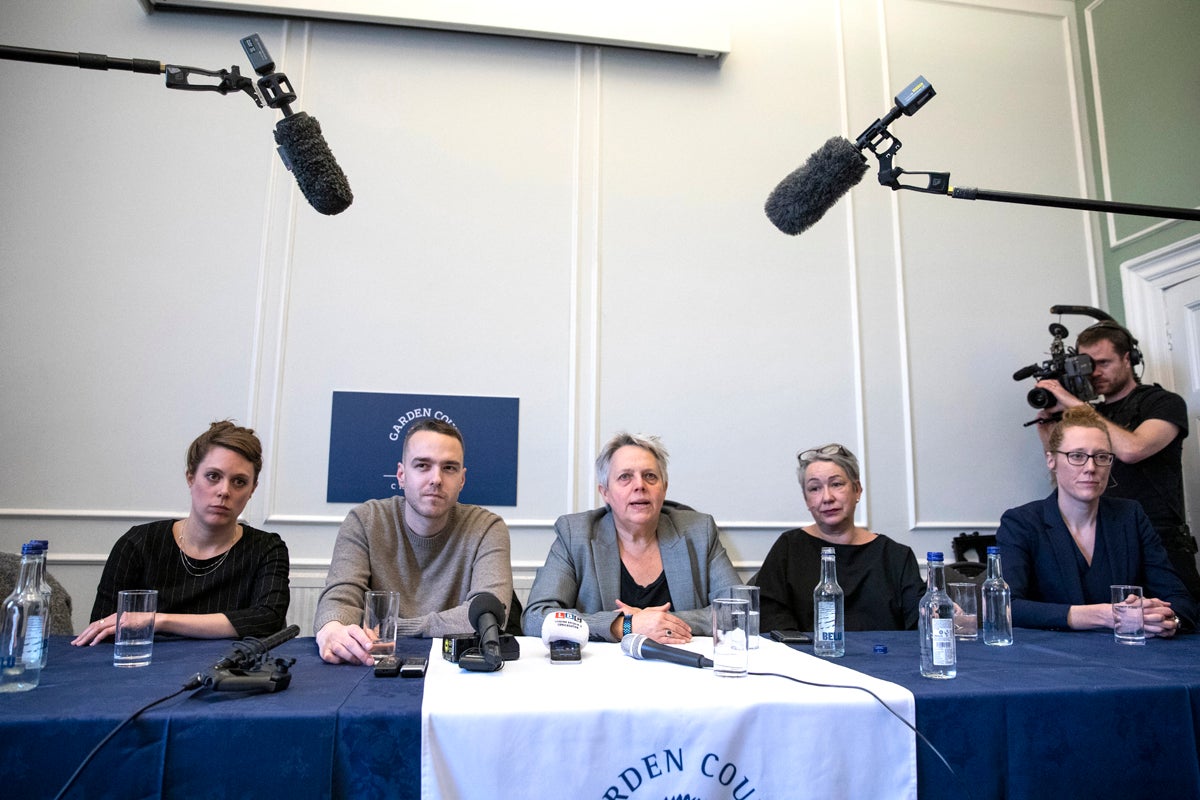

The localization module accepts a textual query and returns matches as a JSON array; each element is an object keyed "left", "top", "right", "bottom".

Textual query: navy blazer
[
  {"left": 522, "top": 504, "right": 741, "bottom": 641},
  {"left": 997, "top": 492, "right": 1196, "bottom": 631}
]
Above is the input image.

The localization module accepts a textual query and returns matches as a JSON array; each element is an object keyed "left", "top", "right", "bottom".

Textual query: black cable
[
  {"left": 52, "top": 685, "right": 192, "bottom": 800},
  {"left": 748, "top": 669, "right": 974, "bottom": 800}
]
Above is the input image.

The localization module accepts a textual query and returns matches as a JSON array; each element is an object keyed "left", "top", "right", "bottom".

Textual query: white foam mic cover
[{"left": 540, "top": 611, "right": 589, "bottom": 649}]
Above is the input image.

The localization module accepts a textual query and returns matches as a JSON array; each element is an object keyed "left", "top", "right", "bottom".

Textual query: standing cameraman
[{"left": 1033, "top": 321, "right": 1198, "bottom": 602}]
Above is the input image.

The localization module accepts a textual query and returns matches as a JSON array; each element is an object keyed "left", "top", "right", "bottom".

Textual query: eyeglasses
[
  {"left": 1053, "top": 450, "right": 1115, "bottom": 467},
  {"left": 798, "top": 444, "right": 852, "bottom": 463}
]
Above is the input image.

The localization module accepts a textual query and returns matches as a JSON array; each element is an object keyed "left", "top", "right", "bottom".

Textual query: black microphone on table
[
  {"left": 460, "top": 592, "right": 505, "bottom": 672},
  {"left": 240, "top": 33, "right": 353, "bottom": 216},
  {"left": 184, "top": 624, "right": 300, "bottom": 690},
  {"left": 765, "top": 75, "right": 935, "bottom": 236},
  {"left": 212, "top": 623, "right": 300, "bottom": 670},
  {"left": 621, "top": 633, "right": 714, "bottom": 669}
]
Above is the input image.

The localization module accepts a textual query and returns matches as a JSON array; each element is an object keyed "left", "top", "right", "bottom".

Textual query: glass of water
[{"left": 114, "top": 589, "right": 158, "bottom": 667}]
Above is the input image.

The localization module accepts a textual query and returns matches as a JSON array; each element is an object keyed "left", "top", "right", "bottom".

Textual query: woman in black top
[
  {"left": 73, "top": 421, "right": 289, "bottom": 644},
  {"left": 758, "top": 443, "right": 923, "bottom": 632}
]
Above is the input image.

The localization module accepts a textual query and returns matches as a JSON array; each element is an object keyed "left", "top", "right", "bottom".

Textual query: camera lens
[{"left": 1027, "top": 387, "right": 1055, "bottom": 409}]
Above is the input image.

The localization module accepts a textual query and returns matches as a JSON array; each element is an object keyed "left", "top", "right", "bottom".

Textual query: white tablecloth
[{"left": 421, "top": 636, "right": 916, "bottom": 800}]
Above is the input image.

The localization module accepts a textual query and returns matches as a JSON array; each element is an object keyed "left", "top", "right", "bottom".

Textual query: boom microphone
[
  {"left": 240, "top": 33, "right": 353, "bottom": 216},
  {"left": 764, "top": 136, "right": 868, "bottom": 235},
  {"left": 274, "top": 112, "right": 353, "bottom": 215},
  {"left": 621, "top": 633, "right": 713, "bottom": 669}
]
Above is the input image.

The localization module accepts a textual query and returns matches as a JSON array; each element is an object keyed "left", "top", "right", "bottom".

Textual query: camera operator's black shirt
[{"left": 1097, "top": 383, "right": 1189, "bottom": 533}]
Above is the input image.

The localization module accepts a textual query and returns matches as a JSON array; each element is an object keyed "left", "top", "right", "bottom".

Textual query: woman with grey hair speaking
[
  {"left": 757, "top": 443, "right": 923, "bottom": 632},
  {"left": 523, "top": 431, "right": 740, "bottom": 643}
]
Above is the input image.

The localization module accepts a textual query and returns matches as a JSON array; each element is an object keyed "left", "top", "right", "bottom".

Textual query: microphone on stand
[
  {"left": 460, "top": 592, "right": 505, "bottom": 672},
  {"left": 621, "top": 633, "right": 714, "bottom": 669}
]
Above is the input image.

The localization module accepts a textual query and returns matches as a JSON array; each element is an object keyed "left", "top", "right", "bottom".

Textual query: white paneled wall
[{"left": 3, "top": 0, "right": 1105, "bottom": 636}]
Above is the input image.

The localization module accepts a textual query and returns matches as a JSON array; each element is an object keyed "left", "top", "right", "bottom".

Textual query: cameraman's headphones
[{"left": 1080, "top": 320, "right": 1143, "bottom": 368}]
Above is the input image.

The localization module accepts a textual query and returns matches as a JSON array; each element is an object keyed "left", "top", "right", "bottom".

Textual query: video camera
[{"left": 1012, "top": 305, "right": 1114, "bottom": 410}]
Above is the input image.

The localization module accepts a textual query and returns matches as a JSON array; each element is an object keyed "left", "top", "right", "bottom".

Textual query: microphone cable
[
  {"left": 52, "top": 685, "right": 192, "bottom": 800},
  {"left": 748, "top": 669, "right": 974, "bottom": 800},
  {"left": 55, "top": 625, "right": 300, "bottom": 797}
]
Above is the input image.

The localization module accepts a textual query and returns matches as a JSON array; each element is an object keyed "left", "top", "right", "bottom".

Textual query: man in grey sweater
[{"left": 314, "top": 419, "right": 513, "bottom": 665}]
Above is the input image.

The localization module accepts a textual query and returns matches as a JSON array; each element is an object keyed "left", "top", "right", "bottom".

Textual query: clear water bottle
[
  {"left": 981, "top": 545, "right": 1013, "bottom": 646},
  {"left": 919, "top": 551, "right": 956, "bottom": 679},
  {"left": 813, "top": 546, "right": 845, "bottom": 657},
  {"left": 30, "top": 540, "right": 53, "bottom": 667},
  {"left": 0, "top": 542, "right": 47, "bottom": 692}
]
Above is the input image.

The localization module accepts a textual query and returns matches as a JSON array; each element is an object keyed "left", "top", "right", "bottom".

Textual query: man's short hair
[
  {"left": 595, "top": 431, "right": 669, "bottom": 489},
  {"left": 402, "top": 418, "right": 464, "bottom": 459}
]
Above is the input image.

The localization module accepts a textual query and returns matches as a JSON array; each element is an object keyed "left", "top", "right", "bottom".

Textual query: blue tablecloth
[
  {"left": 0, "top": 636, "right": 427, "bottom": 800},
  {"left": 836, "top": 628, "right": 1200, "bottom": 800},
  {"left": 4, "top": 630, "right": 1199, "bottom": 799}
]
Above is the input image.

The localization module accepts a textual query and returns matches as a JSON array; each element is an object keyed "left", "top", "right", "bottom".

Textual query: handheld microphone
[
  {"left": 460, "top": 592, "right": 505, "bottom": 672},
  {"left": 621, "top": 633, "right": 713, "bottom": 669},
  {"left": 240, "top": 33, "right": 353, "bottom": 216},
  {"left": 541, "top": 611, "right": 589, "bottom": 647},
  {"left": 764, "top": 136, "right": 869, "bottom": 236}
]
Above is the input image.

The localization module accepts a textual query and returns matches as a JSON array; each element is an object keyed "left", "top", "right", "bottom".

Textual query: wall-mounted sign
[{"left": 327, "top": 391, "right": 519, "bottom": 506}]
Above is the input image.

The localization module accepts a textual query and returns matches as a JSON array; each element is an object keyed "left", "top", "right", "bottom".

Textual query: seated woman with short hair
[
  {"left": 73, "top": 421, "right": 290, "bottom": 644},
  {"left": 523, "top": 432, "right": 740, "bottom": 644},
  {"left": 758, "top": 443, "right": 923, "bottom": 632}
]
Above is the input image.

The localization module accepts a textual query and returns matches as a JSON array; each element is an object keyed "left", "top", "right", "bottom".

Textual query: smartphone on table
[{"left": 549, "top": 640, "right": 582, "bottom": 664}]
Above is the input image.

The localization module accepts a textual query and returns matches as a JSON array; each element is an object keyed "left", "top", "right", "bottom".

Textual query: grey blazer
[{"left": 522, "top": 504, "right": 741, "bottom": 641}]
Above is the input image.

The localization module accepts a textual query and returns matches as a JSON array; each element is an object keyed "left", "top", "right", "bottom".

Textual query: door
[{"left": 1164, "top": 275, "right": 1200, "bottom": 535}]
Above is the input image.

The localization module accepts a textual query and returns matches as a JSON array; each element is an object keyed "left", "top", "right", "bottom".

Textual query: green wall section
[{"left": 1078, "top": 0, "right": 1200, "bottom": 320}]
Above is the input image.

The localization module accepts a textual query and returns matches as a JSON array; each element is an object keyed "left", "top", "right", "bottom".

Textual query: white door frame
[{"left": 1121, "top": 232, "right": 1200, "bottom": 391}]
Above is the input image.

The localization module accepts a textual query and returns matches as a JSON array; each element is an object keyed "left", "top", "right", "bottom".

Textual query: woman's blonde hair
[{"left": 1047, "top": 404, "right": 1112, "bottom": 453}]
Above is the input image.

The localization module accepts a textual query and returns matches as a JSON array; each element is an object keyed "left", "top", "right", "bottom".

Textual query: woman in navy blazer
[
  {"left": 523, "top": 432, "right": 740, "bottom": 643},
  {"left": 998, "top": 405, "right": 1194, "bottom": 634}
]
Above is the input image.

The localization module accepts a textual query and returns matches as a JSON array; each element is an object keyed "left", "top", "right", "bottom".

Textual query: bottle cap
[
  {"left": 987, "top": 546, "right": 999, "bottom": 555},
  {"left": 873, "top": 644, "right": 888, "bottom": 654},
  {"left": 927, "top": 551, "right": 944, "bottom": 562}
]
